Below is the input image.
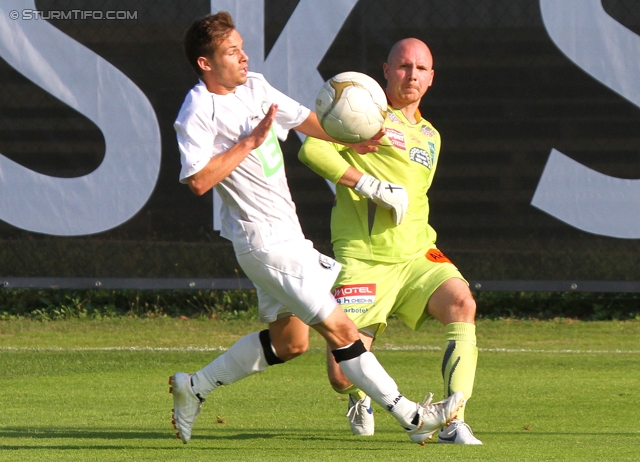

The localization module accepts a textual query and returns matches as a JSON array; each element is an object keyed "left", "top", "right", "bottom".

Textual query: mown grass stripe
[{"left": 1, "top": 345, "right": 639, "bottom": 354}]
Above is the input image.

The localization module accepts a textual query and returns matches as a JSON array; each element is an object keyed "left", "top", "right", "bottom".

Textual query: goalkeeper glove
[{"left": 354, "top": 174, "right": 409, "bottom": 225}]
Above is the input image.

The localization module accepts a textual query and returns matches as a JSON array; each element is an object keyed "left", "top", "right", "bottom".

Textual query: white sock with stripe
[
  {"left": 190, "top": 331, "right": 269, "bottom": 398},
  {"left": 335, "top": 346, "right": 418, "bottom": 427}
]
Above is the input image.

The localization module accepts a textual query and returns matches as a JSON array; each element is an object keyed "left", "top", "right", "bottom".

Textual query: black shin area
[
  {"left": 331, "top": 339, "right": 367, "bottom": 363},
  {"left": 259, "top": 329, "right": 284, "bottom": 365}
]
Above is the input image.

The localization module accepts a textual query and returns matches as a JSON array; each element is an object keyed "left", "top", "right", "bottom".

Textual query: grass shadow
[{"left": 0, "top": 426, "right": 358, "bottom": 443}]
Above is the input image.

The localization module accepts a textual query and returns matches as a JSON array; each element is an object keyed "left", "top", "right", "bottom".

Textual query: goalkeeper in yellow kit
[{"left": 298, "top": 38, "right": 481, "bottom": 444}]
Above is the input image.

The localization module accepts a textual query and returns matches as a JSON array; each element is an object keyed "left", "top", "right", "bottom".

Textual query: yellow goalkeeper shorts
[{"left": 332, "top": 247, "right": 467, "bottom": 337}]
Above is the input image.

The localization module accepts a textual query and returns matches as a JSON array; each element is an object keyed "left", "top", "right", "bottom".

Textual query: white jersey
[{"left": 175, "top": 73, "right": 311, "bottom": 255}]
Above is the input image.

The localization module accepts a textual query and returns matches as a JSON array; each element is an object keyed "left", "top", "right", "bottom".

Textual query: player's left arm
[
  {"left": 261, "top": 74, "right": 381, "bottom": 151},
  {"left": 295, "top": 112, "right": 383, "bottom": 154}
]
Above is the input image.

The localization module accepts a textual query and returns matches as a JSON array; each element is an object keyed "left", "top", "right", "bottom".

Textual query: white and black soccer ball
[{"left": 315, "top": 71, "right": 387, "bottom": 144}]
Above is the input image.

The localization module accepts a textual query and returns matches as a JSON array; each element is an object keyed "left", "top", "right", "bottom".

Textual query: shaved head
[
  {"left": 383, "top": 38, "right": 435, "bottom": 119},
  {"left": 387, "top": 38, "right": 433, "bottom": 68}
]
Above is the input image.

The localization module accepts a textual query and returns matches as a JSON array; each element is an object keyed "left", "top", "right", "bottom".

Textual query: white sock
[
  {"left": 190, "top": 332, "right": 269, "bottom": 398},
  {"left": 337, "top": 351, "right": 418, "bottom": 427}
]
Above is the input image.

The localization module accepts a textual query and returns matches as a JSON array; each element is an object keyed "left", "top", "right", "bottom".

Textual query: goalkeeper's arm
[
  {"left": 298, "top": 132, "right": 386, "bottom": 184},
  {"left": 298, "top": 136, "right": 408, "bottom": 225}
]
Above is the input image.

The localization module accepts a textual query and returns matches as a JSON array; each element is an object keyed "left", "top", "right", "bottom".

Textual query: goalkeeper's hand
[{"left": 354, "top": 174, "right": 409, "bottom": 225}]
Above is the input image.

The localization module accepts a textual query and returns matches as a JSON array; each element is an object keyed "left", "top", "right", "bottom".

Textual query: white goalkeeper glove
[{"left": 354, "top": 174, "right": 409, "bottom": 225}]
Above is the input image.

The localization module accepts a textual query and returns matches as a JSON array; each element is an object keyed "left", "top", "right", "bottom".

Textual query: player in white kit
[{"left": 169, "top": 11, "right": 464, "bottom": 445}]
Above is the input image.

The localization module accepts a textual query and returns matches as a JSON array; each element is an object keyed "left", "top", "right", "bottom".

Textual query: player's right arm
[
  {"left": 298, "top": 136, "right": 408, "bottom": 225},
  {"left": 298, "top": 136, "right": 352, "bottom": 185},
  {"left": 183, "top": 104, "right": 278, "bottom": 196}
]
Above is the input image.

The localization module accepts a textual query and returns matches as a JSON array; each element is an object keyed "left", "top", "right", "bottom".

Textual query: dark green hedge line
[
  {"left": 0, "top": 289, "right": 258, "bottom": 321},
  {"left": 474, "top": 291, "right": 640, "bottom": 321},
  {"left": 0, "top": 289, "right": 639, "bottom": 321}
]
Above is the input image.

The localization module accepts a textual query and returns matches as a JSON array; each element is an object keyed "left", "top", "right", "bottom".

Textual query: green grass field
[{"left": 1, "top": 317, "right": 639, "bottom": 461}]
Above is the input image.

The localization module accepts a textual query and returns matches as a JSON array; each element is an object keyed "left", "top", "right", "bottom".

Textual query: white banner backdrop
[{"left": 0, "top": 0, "right": 161, "bottom": 236}]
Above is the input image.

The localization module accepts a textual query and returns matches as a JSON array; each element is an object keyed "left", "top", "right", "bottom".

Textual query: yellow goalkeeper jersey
[{"left": 299, "top": 106, "right": 441, "bottom": 262}]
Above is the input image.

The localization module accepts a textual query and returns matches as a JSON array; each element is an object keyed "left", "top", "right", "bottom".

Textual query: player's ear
[
  {"left": 382, "top": 62, "right": 389, "bottom": 80},
  {"left": 197, "top": 56, "right": 212, "bottom": 72}
]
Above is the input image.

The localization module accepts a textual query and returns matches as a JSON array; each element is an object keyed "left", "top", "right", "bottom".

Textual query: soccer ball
[{"left": 315, "top": 71, "right": 387, "bottom": 144}]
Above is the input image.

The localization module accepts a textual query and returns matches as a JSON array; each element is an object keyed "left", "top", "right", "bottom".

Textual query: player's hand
[
  {"left": 248, "top": 104, "right": 278, "bottom": 149},
  {"left": 372, "top": 180, "right": 409, "bottom": 225},
  {"left": 347, "top": 128, "right": 385, "bottom": 154},
  {"left": 354, "top": 174, "right": 409, "bottom": 225}
]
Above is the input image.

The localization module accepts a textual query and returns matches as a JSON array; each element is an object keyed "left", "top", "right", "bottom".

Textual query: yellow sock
[
  {"left": 334, "top": 383, "right": 367, "bottom": 401},
  {"left": 441, "top": 322, "right": 478, "bottom": 422}
]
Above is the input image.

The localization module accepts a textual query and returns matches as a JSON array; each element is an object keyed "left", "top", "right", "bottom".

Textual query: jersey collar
[{"left": 385, "top": 92, "right": 421, "bottom": 124}]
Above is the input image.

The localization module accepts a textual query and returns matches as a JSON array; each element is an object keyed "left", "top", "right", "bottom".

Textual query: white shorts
[{"left": 236, "top": 238, "right": 341, "bottom": 325}]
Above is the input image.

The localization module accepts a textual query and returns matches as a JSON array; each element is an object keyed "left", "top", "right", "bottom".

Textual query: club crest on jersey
[
  {"left": 428, "top": 141, "right": 437, "bottom": 165},
  {"left": 421, "top": 125, "right": 435, "bottom": 137},
  {"left": 260, "top": 99, "right": 271, "bottom": 115},
  {"left": 409, "top": 147, "right": 432, "bottom": 169},
  {"left": 333, "top": 284, "right": 376, "bottom": 305},
  {"left": 318, "top": 253, "right": 336, "bottom": 270},
  {"left": 385, "top": 128, "right": 406, "bottom": 150}
]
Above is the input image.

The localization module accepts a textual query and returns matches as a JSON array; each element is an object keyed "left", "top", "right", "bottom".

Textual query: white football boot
[
  {"left": 170, "top": 372, "right": 205, "bottom": 444},
  {"left": 438, "top": 419, "right": 483, "bottom": 445},
  {"left": 346, "top": 395, "right": 374, "bottom": 436},
  {"left": 405, "top": 391, "right": 465, "bottom": 445}
]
